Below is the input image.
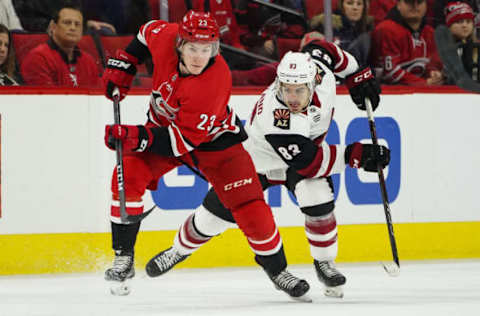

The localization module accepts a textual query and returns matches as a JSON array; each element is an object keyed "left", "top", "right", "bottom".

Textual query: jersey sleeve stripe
[
  {"left": 320, "top": 145, "right": 337, "bottom": 177},
  {"left": 137, "top": 20, "right": 157, "bottom": 46},
  {"left": 334, "top": 48, "right": 348, "bottom": 72},
  {"left": 168, "top": 123, "right": 194, "bottom": 157},
  {"left": 296, "top": 146, "right": 326, "bottom": 178}
]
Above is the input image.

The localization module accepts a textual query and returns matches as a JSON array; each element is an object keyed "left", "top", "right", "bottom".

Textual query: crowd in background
[{"left": 0, "top": 0, "right": 479, "bottom": 88}]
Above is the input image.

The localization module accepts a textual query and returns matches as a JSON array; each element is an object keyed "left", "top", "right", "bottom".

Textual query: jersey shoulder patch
[{"left": 273, "top": 109, "right": 291, "bottom": 130}]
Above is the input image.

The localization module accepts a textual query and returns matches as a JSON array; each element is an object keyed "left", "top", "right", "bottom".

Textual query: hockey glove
[
  {"left": 104, "top": 124, "right": 153, "bottom": 152},
  {"left": 102, "top": 49, "right": 138, "bottom": 101},
  {"left": 345, "top": 142, "right": 390, "bottom": 172},
  {"left": 345, "top": 67, "right": 381, "bottom": 111}
]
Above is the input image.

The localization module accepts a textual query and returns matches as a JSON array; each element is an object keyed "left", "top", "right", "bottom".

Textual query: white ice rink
[{"left": 1, "top": 260, "right": 479, "bottom": 316}]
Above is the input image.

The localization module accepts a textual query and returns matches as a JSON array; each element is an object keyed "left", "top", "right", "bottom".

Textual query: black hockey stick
[
  {"left": 365, "top": 98, "right": 400, "bottom": 276},
  {"left": 112, "top": 88, "right": 155, "bottom": 224}
]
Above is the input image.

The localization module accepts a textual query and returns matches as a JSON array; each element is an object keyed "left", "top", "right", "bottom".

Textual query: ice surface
[{"left": 1, "top": 260, "right": 479, "bottom": 316}]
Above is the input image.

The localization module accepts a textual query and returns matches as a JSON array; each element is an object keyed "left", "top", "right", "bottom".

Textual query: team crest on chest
[
  {"left": 150, "top": 79, "right": 179, "bottom": 121},
  {"left": 273, "top": 109, "right": 290, "bottom": 129}
]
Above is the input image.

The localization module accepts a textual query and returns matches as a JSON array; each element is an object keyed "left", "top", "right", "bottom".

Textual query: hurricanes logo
[
  {"left": 150, "top": 80, "right": 179, "bottom": 121},
  {"left": 273, "top": 109, "right": 290, "bottom": 130}
]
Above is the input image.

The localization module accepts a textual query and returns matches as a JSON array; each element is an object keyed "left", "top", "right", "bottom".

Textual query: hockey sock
[
  {"left": 111, "top": 221, "right": 141, "bottom": 252},
  {"left": 255, "top": 246, "right": 288, "bottom": 277},
  {"left": 305, "top": 212, "right": 338, "bottom": 261},
  {"left": 173, "top": 214, "right": 215, "bottom": 256}
]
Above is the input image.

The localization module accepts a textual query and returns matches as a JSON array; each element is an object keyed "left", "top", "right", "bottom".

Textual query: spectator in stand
[
  {"left": 192, "top": 0, "right": 254, "bottom": 70},
  {"left": 369, "top": 0, "right": 396, "bottom": 25},
  {"left": 370, "top": 0, "right": 444, "bottom": 85},
  {"left": 0, "top": 23, "right": 20, "bottom": 85},
  {"left": 12, "top": 0, "right": 116, "bottom": 34},
  {"left": 0, "top": 0, "right": 22, "bottom": 30},
  {"left": 236, "top": 0, "right": 306, "bottom": 59},
  {"left": 444, "top": 1, "right": 480, "bottom": 83},
  {"left": 433, "top": 0, "right": 478, "bottom": 27},
  {"left": 309, "top": 0, "right": 374, "bottom": 65},
  {"left": 81, "top": 0, "right": 151, "bottom": 35},
  {"left": 20, "top": 4, "right": 101, "bottom": 87}
]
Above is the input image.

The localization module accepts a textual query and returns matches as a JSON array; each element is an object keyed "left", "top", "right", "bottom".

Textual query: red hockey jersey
[
  {"left": 370, "top": 7, "right": 443, "bottom": 85},
  {"left": 137, "top": 20, "right": 241, "bottom": 157}
]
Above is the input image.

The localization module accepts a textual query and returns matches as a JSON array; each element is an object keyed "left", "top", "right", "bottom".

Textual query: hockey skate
[
  {"left": 105, "top": 250, "right": 135, "bottom": 296},
  {"left": 268, "top": 269, "right": 312, "bottom": 302},
  {"left": 145, "top": 247, "right": 189, "bottom": 277},
  {"left": 314, "top": 260, "right": 346, "bottom": 298}
]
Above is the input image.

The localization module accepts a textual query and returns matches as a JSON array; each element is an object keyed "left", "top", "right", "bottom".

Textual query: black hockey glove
[
  {"left": 345, "top": 142, "right": 390, "bottom": 172},
  {"left": 345, "top": 67, "right": 381, "bottom": 111}
]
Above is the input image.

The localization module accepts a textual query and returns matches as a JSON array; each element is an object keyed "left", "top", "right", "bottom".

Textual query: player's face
[
  {"left": 449, "top": 19, "right": 474, "bottom": 41},
  {"left": 52, "top": 8, "right": 83, "bottom": 48},
  {"left": 281, "top": 83, "right": 310, "bottom": 113},
  {"left": 343, "top": 0, "right": 364, "bottom": 22},
  {"left": 0, "top": 32, "right": 8, "bottom": 66},
  {"left": 180, "top": 42, "right": 213, "bottom": 75}
]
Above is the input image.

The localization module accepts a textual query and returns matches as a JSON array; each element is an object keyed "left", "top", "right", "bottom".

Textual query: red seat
[
  {"left": 12, "top": 33, "right": 48, "bottom": 67},
  {"left": 78, "top": 35, "right": 103, "bottom": 73},
  {"left": 276, "top": 37, "right": 301, "bottom": 60},
  {"left": 304, "top": 0, "right": 339, "bottom": 20},
  {"left": 100, "top": 35, "right": 135, "bottom": 60},
  {"left": 168, "top": 0, "right": 188, "bottom": 22},
  {"left": 12, "top": 33, "right": 103, "bottom": 72}
]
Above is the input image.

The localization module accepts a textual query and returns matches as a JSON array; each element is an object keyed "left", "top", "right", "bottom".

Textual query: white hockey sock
[{"left": 305, "top": 213, "right": 338, "bottom": 261}]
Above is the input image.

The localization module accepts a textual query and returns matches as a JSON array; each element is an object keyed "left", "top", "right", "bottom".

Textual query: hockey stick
[
  {"left": 112, "top": 88, "right": 156, "bottom": 224},
  {"left": 365, "top": 98, "right": 400, "bottom": 277}
]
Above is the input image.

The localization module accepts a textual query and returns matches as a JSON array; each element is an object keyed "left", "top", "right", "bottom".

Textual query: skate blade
[
  {"left": 109, "top": 279, "right": 132, "bottom": 296},
  {"left": 324, "top": 286, "right": 344, "bottom": 298},
  {"left": 381, "top": 261, "right": 400, "bottom": 277},
  {"left": 291, "top": 294, "right": 313, "bottom": 303}
]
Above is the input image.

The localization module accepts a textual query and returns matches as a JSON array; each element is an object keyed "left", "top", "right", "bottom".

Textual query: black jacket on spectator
[
  {"left": 13, "top": 0, "right": 81, "bottom": 32},
  {"left": 81, "top": 0, "right": 151, "bottom": 34},
  {"left": 12, "top": 0, "right": 150, "bottom": 34}
]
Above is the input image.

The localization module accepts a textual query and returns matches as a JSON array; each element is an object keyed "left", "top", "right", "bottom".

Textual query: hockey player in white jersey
[{"left": 145, "top": 39, "right": 389, "bottom": 299}]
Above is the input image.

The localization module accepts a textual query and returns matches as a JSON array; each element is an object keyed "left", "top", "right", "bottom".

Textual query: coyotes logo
[
  {"left": 150, "top": 77, "right": 179, "bottom": 121},
  {"left": 273, "top": 109, "right": 290, "bottom": 130}
]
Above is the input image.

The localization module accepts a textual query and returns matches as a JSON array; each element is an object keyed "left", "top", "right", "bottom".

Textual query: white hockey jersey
[{"left": 244, "top": 41, "right": 359, "bottom": 182}]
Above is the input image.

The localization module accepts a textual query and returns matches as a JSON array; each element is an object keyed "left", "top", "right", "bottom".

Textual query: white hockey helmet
[{"left": 275, "top": 51, "right": 317, "bottom": 109}]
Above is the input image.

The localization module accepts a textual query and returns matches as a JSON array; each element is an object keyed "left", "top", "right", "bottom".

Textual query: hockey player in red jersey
[
  {"left": 101, "top": 10, "right": 309, "bottom": 300},
  {"left": 144, "top": 38, "right": 390, "bottom": 298}
]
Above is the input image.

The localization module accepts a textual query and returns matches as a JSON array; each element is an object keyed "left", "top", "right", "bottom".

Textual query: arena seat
[
  {"left": 303, "top": 0, "right": 338, "bottom": 20},
  {"left": 168, "top": 0, "right": 188, "bottom": 22},
  {"left": 275, "top": 37, "right": 301, "bottom": 60},
  {"left": 12, "top": 33, "right": 48, "bottom": 67}
]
